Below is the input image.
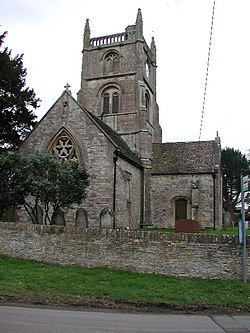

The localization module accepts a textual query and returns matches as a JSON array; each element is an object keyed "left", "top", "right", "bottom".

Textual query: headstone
[
  {"left": 51, "top": 209, "right": 66, "bottom": 226},
  {"left": 224, "top": 211, "right": 232, "bottom": 227},
  {"left": 100, "top": 208, "right": 114, "bottom": 229},
  {"left": 31, "top": 205, "right": 43, "bottom": 224},
  {"left": 75, "top": 208, "right": 88, "bottom": 228},
  {"left": 1, "top": 206, "right": 15, "bottom": 222}
]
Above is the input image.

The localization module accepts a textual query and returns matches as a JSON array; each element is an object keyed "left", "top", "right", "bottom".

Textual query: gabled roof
[
  {"left": 19, "top": 90, "right": 142, "bottom": 167},
  {"left": 65, "top": 91, "right": 142, "bottom": 167},
  {"left": 152, "top": 141, "right": 217, "bottom": 174},
  {"left": 66, "top": 92, "right": 142, "bottom": 167}
]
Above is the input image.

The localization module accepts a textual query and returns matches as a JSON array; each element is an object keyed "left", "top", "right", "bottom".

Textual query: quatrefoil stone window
[{"left": 106, "top": 52, "right": 118, "bottom": 62}]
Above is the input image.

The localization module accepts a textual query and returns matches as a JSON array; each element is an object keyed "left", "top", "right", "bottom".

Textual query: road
[{"left": 0, "top": 305, "right": 250, "bottom": 332}]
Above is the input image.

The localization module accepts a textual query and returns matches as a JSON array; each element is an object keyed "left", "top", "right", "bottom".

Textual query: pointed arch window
[
  {"left": 112, "top": 92, "right": 119, "bottom": 113},
  {"left": 102, "top": 87, "right": 120, "bottom": 114},
  {"left": 103, "top": 93, "right": 110, "bottom": 114},
  {"left": 49, "top": 130, "right": 78, "bottom": 162}
]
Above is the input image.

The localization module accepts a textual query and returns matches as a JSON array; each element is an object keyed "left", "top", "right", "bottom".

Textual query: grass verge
[
  {"left": 142, "top": 226, "right": 250, "bottom": 236},
  {"left": 0, "top": 256, "right": 249, "bottom": 313}
]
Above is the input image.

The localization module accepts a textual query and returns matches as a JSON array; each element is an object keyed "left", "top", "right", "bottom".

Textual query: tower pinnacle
[
  {"left": 135, "top": 8, "right": 143, "bottom": 40},
  {"left": 84, "top": 18, "right": 90, "bottom": 48},
  {"left": 150, "top": 36, "right": 156, "bottom": 63}
]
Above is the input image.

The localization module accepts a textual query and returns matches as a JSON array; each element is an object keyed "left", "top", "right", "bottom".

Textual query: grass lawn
[
  {"left": 142, "top": 226, "right": 250, "bottom": 236},
  {"left": 0, "top": 256, "right": 249, "bottom": 312},
  {"left": 202, "top": 226, "right": 250, "bottom": 236}
]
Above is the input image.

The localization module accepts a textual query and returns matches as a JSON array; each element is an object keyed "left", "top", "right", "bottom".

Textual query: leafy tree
[
  {"left": 0, "top": 32, "right": 40, "bottom": 151},
  {"left": 20, "top": 153, "right": 62, "bottom": 224},
  {"left": 0, "top": 151, "right": 27, "bottom": 220},
  {"left": 222, "top": 147, "right": 249, "bottom": 217},
  {"left": 0, "top": 152, "right": 89, "bottom": 224},
  {"left": 23, "top": 153, "right": 89, "bottom": 224}
]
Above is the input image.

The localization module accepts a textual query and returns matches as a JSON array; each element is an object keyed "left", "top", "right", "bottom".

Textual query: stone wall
[
  {"left": 18, "top": 93, "right": 143, "bottom": 229},
  {"left": 150, "top": 174, "right": 218, "bottom": 229},
  {"left": 0, "top": 223, "right": 249, "bottom": 280},
  {"left": 115, "top": 158, "right": 142, "bottom": 229},
  {"left": 18, "top": 94, "right": 112, "bottom": 227}
]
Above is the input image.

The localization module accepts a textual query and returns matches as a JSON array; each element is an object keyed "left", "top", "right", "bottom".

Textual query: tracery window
[
  {"left": 102, "top": 87, "right": 120, "bottom": 114},
  {"left": 103, "top": 51, "right": 120, "bottom": 74},
  {"left": 49, "top": 130, "right": 78, "bottom": 162}
]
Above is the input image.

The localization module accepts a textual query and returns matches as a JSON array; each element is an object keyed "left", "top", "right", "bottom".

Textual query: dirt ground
[{"left": 1, "top": 295, "right": 249, "bottom": 315}]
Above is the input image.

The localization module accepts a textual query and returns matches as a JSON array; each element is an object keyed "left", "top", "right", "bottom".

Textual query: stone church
[{"left": 18, "top": 9, "right": 223, "bottom": 230}]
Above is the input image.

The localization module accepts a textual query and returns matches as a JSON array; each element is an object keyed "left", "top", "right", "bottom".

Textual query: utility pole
[{"left": 241, "top": 175, "right": 248, "bottom": 284}]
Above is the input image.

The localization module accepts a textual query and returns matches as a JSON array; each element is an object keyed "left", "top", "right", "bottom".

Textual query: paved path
[{"left": 0, "top": 305, "right": 250, "bottom": 332}]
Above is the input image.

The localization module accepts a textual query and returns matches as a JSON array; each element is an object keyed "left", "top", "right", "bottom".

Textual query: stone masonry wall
[
  {"left": 0, "top": 223, "right": 249, "bottom": 280},
  {"left": 115, "top": 158, "right": 142, "bottom": 229},
  {"left": 18, "top": 93, "right": 119, "bottom": 227},
  {"left": 151, "top": 174, "right": 216, "bottom": 229}
]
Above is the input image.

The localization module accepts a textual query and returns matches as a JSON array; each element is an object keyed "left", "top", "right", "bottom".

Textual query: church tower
[{"left": 77, "top": 9, "right": 162, "bottom": 165}]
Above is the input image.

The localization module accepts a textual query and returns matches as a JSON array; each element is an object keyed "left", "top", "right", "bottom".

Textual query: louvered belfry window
[
  {"left": 102, "top": 87, "right": 120, "bottom": 114},
  {"left": 112, "top": 92, "right": 119, "bottom": 113},
  {"left": 103, "top": 93, "right": 110, "bottom": 114}
]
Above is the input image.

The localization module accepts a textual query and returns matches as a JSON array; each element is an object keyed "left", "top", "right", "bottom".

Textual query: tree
[
  {"left": 0, "top": 151, "right": 27, "bottom": 220},
  {"left": 23, "top": 153, "right": 89, "bottom": 224},
  {"left": 21, "top": 153, "right": 62, "bottom": 224},
  {"left": 222, "top": 147, "right": 249, "bottom": 217},
  {"left": 0, "top": 152, "right": 89, "bottom": 224},
  {"left": 0, "top": 32, "right": 40, "bottom": 151}
]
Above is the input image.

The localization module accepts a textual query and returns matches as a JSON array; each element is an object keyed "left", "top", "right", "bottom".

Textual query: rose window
[{"left": 50, "top": 131, "right": 78, "bottom": 162}]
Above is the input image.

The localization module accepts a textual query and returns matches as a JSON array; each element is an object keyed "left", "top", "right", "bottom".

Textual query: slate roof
[
  {"left": 19, "top": 90, "right": 142, "bottom": 168},
  {"left": 22, "top": 91, "right": 217, "bottom": 173},
  {"left": 152, "top": 141, "right": 216, "bottom": 174}
]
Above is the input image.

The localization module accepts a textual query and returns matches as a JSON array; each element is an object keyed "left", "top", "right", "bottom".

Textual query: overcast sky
[{"left": 1, "top": 0, "right": 250, "bottom": 154}]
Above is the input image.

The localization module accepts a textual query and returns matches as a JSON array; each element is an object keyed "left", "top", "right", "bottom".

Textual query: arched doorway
[{"left": 175, "top": 198, "right": 188, "bottom": 220}]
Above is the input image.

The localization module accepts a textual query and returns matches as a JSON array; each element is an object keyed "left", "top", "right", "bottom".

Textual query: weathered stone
[
  {"left": 16, "top": 9, "right": 223, "bottom": 231},
  {"left": 0, "top": 223, "right": 249, "bottom": 280},
  {"left": 224, "top": 211, "right": 232, "bottom": 227},
  {"left": 75, "top": 208, "right": 88, "bottom": 228},
  {"left": 100, "top": 208, "right": 114, "bottom": 229},
  {"left": 51, "top": 209, "right": 66, "bottom": 226}
]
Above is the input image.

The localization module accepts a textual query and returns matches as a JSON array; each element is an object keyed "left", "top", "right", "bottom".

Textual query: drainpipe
[
  {"left": 212, "top": 173, "right": 216, "bottom": 230},
  {"left": 113, "top": 150, "right": 119, "bottom": 229},
  {"left": 140, "top": 167, "right": 145, "bottom": 229}
]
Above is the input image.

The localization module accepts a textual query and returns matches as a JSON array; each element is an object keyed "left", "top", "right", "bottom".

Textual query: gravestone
[
  {"left": 75, "top": 208, "right": 88, "bottom": 228},
  {"left": 224, "top": 211, "right": 232, "bottom": 227},
  {"left": 51, "top": 209, "right": 66, "bottom": 226},
  {"left": 100, "top": 208, "right": 114, "bottom": 229},
  {"left": 31, "top": 205, "right": 43, "bottom": 224}
]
